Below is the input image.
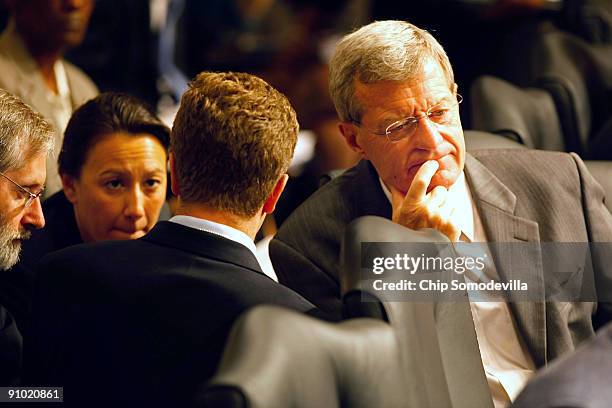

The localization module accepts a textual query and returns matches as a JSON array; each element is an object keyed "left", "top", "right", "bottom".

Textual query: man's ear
[
  {"left": 61, "top": 174, "right": 78, "bottom": 204},
  {"left": 262, "top": 174, "right": 289, "bottom": 215},
  {"left": 338, "top": 122, "right": 368, "bottom": 159},
  {"left": 169, "top": 153, "right": 180, "bottom": 196}
]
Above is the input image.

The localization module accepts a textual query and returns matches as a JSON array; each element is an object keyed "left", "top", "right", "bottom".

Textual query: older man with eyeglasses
[
  {"left": 270, "top": 20, "right": 612, "bottom": 407},
  {"left": 0, "top": 89, "right": 53, "bottom": 385}
]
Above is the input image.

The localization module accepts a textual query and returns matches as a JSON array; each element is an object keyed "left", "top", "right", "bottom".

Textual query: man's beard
[{"left": 0, "top": 215, "right": 31, "bottom": 271}]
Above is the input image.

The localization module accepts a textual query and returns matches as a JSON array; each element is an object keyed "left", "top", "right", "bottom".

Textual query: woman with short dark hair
[{"left": 17, "top": 92, "right": 170, "bottom": 276}]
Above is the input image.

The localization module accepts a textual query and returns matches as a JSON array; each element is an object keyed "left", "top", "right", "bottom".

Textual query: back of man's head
[
  {"left": 0, "top": 89, "right": 54, "bottom": 173},
  {"left": 171, "top": 72, "right": 298, "bottom": 217}
]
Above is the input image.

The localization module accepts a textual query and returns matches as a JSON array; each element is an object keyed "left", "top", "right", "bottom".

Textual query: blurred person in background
[
  {"left": 6, "top": 92, "right": 169, "bottom": 343},
  {"left": 0, "top": 90, "right": 53, "bottom": 385},
  {"left": 0, "top": 0, "right": 98, "bottom": 198}
]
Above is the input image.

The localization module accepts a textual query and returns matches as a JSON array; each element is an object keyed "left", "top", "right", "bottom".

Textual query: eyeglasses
[
  {"left": 352, "top": 94, "right": 463, "bottom": 142},
  {"left": 0, "top": 171, "right": 44, "bottom": 208}
]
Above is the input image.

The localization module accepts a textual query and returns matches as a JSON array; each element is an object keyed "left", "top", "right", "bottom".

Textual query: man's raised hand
[{"left": 390, "top": 160, "right": 461, "bottom": 242}]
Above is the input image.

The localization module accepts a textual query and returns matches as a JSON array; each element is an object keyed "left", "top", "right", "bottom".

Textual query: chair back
[{"left": 197, "top": 305, "right": 409, "bottom": 408}]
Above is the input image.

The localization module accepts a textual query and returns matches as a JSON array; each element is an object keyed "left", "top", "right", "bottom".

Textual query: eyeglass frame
[
  {"left": 349, "top": 93, "right": 463, "bottom": 142},
  {"left": 0, "top": 171, "right": 44, "bottom": 208}
]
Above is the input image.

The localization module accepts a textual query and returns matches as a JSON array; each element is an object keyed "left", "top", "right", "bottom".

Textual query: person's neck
[
  {"left": 20, "top": 32, "right": 62, "bottom": 94},
  {"left": 174, "top": 201, "right": 262, "bottom": 240}
]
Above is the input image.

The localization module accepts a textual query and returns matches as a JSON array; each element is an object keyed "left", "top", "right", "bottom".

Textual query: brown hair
[
  {"left": 59, "top": 92, "right": 170, "bottom": 178},
  {"left": 172, "top": 72, "right": 298, "bottom": 217}
]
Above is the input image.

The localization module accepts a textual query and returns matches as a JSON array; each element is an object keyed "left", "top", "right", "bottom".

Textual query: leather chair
[
  {"left": 470, "top": 76, "right": 564, "bottom": 151},
  {"left": 464, "top": 129, "right": 529, "bottom": 150},
  {"left": 340, "top": 216, "right": 494, "bottom": 408},
  {"left": 494, "top": 22, "right": 612, "bottom": 156},
  {"left": 196, "top": 305, "right": 408, "bottom": 408}
]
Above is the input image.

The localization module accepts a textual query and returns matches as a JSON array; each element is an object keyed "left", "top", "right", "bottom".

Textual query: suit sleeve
[
  {"left": 269, "top": 238, "right": 343, "bottom": 319},
  {"left": 0, "top": 306, "right": 22, "bottom": 386},
  {"left": 22, "top": 255, "right": 72, "bottom": 386},
  {"left": 571, "top": 153, "right": 612, "bottom": 328}
]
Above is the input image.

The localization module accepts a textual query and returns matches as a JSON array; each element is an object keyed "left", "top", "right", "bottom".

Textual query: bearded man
[{"left": 0, "top": 89, "right": 53, "bottom": 385}]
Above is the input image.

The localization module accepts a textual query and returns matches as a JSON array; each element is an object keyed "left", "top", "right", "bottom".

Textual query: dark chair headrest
[
  {"left": 340, "top": 216, "right": 449, "bottom": 300},
  {"left": 464, "top": 130, "right": 528, "bottom": 151},
  {"left": 470, "top": 75, "right": 564, "bottom": 151},
  {"left": 197, "top": 305, "right": 409, "bottom": 408}
]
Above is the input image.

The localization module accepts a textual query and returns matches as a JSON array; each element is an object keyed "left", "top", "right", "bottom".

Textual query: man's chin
[
  {"left": 0, "top": 242, "right": 22, "bottom": 271},
  {"left": 0, "top": 230, "right": 30, "bottom": 271}
]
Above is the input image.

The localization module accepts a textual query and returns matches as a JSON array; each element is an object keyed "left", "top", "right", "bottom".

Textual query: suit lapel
[
  {"left": 465, "top": 154, "right": 547, "bottom": 366},
  {"left": 142, "top": 221, "right": 265, "bottom": 277}
]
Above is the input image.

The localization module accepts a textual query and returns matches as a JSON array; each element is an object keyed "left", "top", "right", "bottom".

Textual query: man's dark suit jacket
[
  {"left": 25, "top": 221, "right": 320, "bottom": 407},
  {"left": 0, "top": 192, "right": 82, "bottom": 387},
  {"left": 1, "top": 191, "right": 81, "bottom": 339},
  {"left": 270, "top": 150, "right": 612, "bottom": 368},
  {"left": 0, "top": 304, "right": 21, "bottom": 385}
]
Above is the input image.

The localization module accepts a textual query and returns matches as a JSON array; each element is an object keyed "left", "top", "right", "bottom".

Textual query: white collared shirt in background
[{"left": 43, "top": 61, "right": 72, "bottom": 192}]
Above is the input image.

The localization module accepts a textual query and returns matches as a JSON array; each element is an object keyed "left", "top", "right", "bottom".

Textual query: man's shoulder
[
  {"left": 61, "top": 58, "right": 99, "bottom": 103},
  {"left": 39, "top": 238, "right": 152, "bottom": 274},
  {"left": 469, "top": 148, "right": 576, "bottom": 164},
  {"left": 38, "top": 222, "right": 255, "bottom": 281},
  {"left": 305, "top": 160, "right": 371, "bottom": 204},
  {"left": 0, "top": 303, "right": 21, "bottom": 386},
  {"left": 37, "top": 225, "right": 316, "bottom": 313},
  {"left": 468, "top": 149, "right": 583, "bottom": 183},
  {"left": 277, "top": 160, "right": 387, "bottom": 240}
]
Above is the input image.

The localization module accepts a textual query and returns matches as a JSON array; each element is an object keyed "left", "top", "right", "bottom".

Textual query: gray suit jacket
[
  {"left": 271, "top": 149, "right": 612, "bottom": 368},
  {"left": 0, "top": 20, "right": 98, "bottom": 197}
]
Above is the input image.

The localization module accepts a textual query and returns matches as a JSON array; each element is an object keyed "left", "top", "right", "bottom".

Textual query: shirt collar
[
  {"left": 378, "top": 171, "right": 475, "bottom": 242},
  {"left": 53, "top": 59, "right": 70, "bottom": 98},
  {"left": 168, "top": 215, "right": 258, "bottom": 258}
]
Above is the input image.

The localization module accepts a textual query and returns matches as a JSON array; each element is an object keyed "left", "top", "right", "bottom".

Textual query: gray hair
[
  {"left": 0, "top": 89, "right": 54, "bottom": 172},
  {"left": 329, "top": 20, "right": 455, "bottom": 123}
]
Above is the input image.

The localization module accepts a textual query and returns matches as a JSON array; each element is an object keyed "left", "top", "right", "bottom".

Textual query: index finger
[{"left": 407, "top": 160, "right": 439, "bottom": 202}]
